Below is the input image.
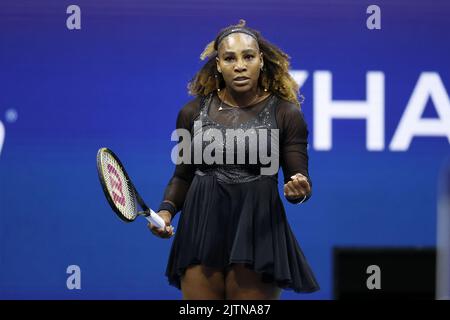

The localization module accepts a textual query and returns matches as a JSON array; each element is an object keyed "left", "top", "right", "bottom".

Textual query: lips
[{"left": 233, "top": 77, "right": 250, "bottom": 86}]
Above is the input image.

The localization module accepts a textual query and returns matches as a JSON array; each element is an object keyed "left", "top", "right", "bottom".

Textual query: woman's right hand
[{"left": 147, "top": 210, "right": 174, "bottom": 239}]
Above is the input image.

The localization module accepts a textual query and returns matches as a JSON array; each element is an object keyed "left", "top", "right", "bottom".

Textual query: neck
[{"left": 222, "top": 86, "right": 260, "bottom": 107}]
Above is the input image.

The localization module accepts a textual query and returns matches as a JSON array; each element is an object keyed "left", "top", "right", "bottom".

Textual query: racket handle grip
[{"left": 145, "top": 209, "right": 166, "bottom": 229}]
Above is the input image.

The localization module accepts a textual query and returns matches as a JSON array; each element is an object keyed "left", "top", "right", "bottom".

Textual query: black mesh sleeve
[
  {"left": 276, "top": 100, "right": 313, "bottom": 204},
  {"left": 159, "top": 98, "right": 201, "bottom": 218}
]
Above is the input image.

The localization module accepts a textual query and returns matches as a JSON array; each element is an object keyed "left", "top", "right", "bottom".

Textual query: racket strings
[{"left": 100, "top": 151, "right": 137, "bottom": 220}]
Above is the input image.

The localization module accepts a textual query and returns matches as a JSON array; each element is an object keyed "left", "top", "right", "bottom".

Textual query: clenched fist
[{"left": 284, "top": 173, "right": 310, "bottom": 201}]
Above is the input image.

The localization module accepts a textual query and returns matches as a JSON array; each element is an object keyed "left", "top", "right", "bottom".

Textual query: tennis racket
[{"left": 96, "top": 147, "right": 166, "bottom": 229}]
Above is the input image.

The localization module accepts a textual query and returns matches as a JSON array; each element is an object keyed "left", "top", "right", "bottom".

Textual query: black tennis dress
[{"left": 161, "top": 91, "right": 319, "bottom": 293}]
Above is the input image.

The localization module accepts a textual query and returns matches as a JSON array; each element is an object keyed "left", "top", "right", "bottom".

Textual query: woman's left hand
[{"left": 284, "top": 173, "right": 310, "bottom": 200}]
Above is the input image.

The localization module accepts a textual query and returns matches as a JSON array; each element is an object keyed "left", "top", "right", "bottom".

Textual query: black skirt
[{"left": 165, "top": 172, "right": 320, "bottom": 293}]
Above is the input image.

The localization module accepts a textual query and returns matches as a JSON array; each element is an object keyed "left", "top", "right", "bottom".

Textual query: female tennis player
[{"left": 149, "top": 19, "right": 319, "bottom": 300}]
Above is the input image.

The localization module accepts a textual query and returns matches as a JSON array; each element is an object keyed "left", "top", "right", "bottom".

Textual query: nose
[{"left": 234, "top": 58, "right": 247, "bottom": 72}]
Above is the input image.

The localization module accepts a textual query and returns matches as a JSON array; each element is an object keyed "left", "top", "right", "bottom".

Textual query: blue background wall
[{"left": 0, "top": 0, "right": 449, "bottom": 299}]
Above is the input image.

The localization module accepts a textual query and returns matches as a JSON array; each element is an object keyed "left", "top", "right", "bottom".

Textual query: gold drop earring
[
  {"left": 215, "top": 70, "right": 221, "bottom": 92},
  {"left": 261, "top": 64, "right": 268, "bottom": 92}
]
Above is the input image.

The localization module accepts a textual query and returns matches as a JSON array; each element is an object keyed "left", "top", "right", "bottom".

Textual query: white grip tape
[{"left": 145, "top": 209, "right": 166, "bottom": 229}]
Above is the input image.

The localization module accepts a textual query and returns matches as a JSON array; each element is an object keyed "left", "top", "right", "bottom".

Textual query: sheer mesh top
[{"left": 161, "top": 91, "right": 312, "bottom": 217}]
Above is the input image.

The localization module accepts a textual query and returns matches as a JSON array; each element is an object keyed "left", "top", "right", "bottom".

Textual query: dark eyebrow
[{"left": 222, "top": 49, "right": 257, "bottom": 55}]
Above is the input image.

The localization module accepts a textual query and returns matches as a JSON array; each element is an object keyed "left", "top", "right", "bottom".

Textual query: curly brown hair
[{"left": 187, "top": 19, "right": 303, "bottom": 108}]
